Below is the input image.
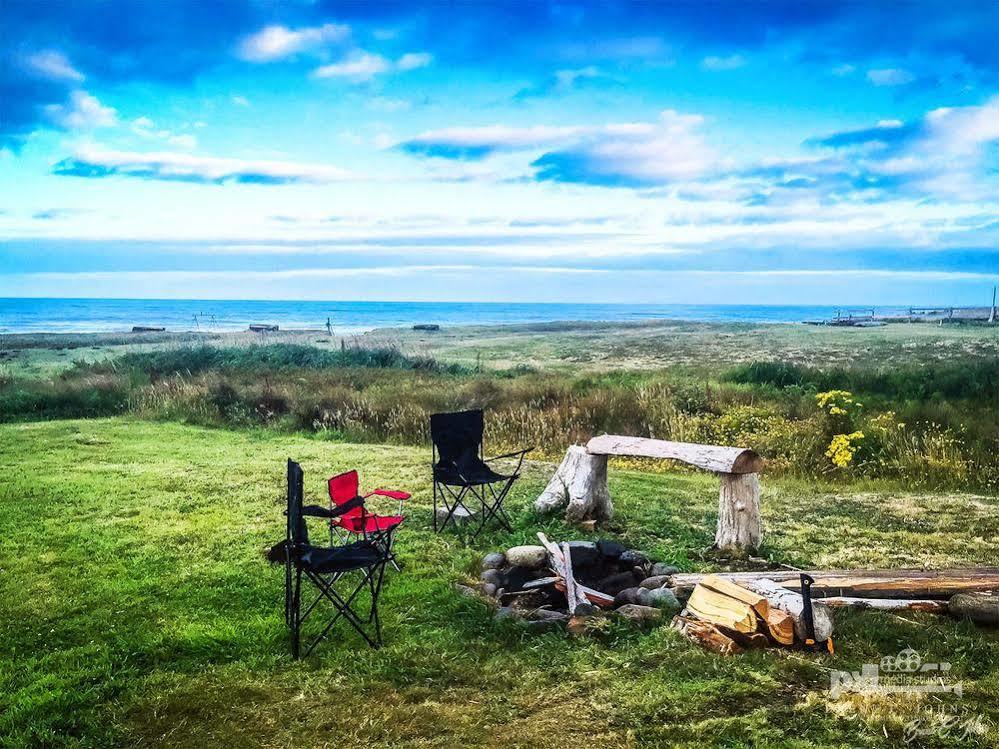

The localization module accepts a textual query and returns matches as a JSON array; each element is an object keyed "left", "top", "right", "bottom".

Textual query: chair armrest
[
  {"left": 365, "top": 489, "right": 411, "bottom": 500},
  {"left": 301, "top": 504, "right": 337, "bottom": 518},
  {"left": 485, "top": 447, "right": 534, "bottom": 462}
]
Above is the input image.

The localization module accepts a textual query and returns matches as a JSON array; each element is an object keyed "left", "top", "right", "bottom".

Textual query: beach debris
[{"left": 249, "top": 324, "right": 279, "bottom": 332}]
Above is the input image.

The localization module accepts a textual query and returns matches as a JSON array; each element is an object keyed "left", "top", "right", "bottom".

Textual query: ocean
[{"left": 0, "top": 298, "right": 888, "bottom": 334}]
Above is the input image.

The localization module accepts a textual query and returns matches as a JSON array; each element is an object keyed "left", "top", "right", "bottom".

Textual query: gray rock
[
  {"left": 597, "top": 539, "right": 625, "bottom": 559},
  {"left": 615, "top": 604, "right": 663, "bottom": 626},
  {"left": 453, "top": 583, "right": 479, "bottom": 599},
  {"left": 614, "top": 586, "right": 645, "bottom": 606},
  {"left": 481, "top": 582, "right": 498, "bottom": 597},
  {"left": 567, "top": 541, "right": 599, "bottom": 567},
  {"left": 505, "top": 544, "right": 548, "bottom": 569},
  {"left": 527, "top": 608, "right": 569, "bottom": 622},
  {"left": 650, "top": 562, "right": 680, "bottom": 577},
  {"left": 495, "top": 587, "right": 506, "bottom": 601},
  {"left": 437, "top": 505, "right": 477, "bottom": 527},
  {"left": 647, "top": 587, "right": 681, "bottom": 612},
  {"left": 480, "top": 568, "right": 503, "bottom": 586},
  {"left": 494, "top": 606, "right": 519, "bottom": 622},
  {"left": 599, "top": 571, "right": 641, "bottom": 596},
  {"left": 620, "top": 549, "right": 649, "bottom": 567},
  {"left": 526, "top": 618, "right": 565, "bottom": 633},
  {"left": 482, "top": 552, "right": 507, "bottom": 570},
  {"left": 573, "top": 602, "right": 600, "bottom": 617},
  {"left": 635, "top": 588, "right": 653, "bottom": 606},
  {"left": 640, "top": 574, "right": 671, "bottom": 589}
]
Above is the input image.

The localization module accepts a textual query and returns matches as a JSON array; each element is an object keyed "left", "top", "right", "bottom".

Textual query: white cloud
[
  {"left": 54, "top": 144, "right": 355, "bottom": 185},
  {"left": 313, "top": 52, "right": 390, "bottom": 80},
  {"left": 312, "top": 51, "right": 433, "bottom": 81},
  {"left": 701, "top": 54, "right": 746, "bottom": 71},
  {"left": 396, "top": 52, "right": 433, "bottom": 71},
  {"left": 366, "top": 97, "right": 411, "bottom": 112},
  {"left": 45, "top": 91, "right": 117, "bottom": 129},
  {"left": 831, "top": 64, "right": 856, "bottom": 77},
  {"left": 132, "top": 117, "right": 197, "bottom": 150},
  {"left": 27, "top": 50, "right": 84, "bottom": 82},
  {"left": 231, "top": 95, "right": 250, "bottom": 107},
  {"left": 867, "top": 68, "right": 916, "bottom": 86},
  {"left": 238, "top": 23, "right": 350, "bottom": 62}
]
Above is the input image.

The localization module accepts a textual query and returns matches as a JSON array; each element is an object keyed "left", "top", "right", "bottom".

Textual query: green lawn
[{"left": 2, "top": 419, "right": 997, "bottom": 748}]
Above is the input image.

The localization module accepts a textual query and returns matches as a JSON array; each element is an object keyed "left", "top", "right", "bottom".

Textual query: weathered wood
[
  {"left": 949, "top": 592, "right": 999, "bottom": 625},
  {"left": 699, "top": 574, "right": 794, "bottom": 644},
  {"left": 537, "top": 533, "right": 588, "bottom": 614},
  {"left": 821, "top": 597, "right": 948, "bottom": 613},
  {"left": 670, "top": 568, "right": 999, "bottom": 600},
  {"left": 534, "top": 446, "right": 613, "bottom": 523},
  {"left": 740, "top": 579, "right": 834, "bottom": 642},
  {"left": 763, "top": 608, "right": 796, "bottom": 646},
  {"left": 714, "top": 473, "right": 762, "bottom": 554},
  {"left": 586, "top": 435, "right": 763, "bottom": 474},
  {"left": 686, "top": 584, "right": 758, "bottom": 633},
  {"left": 671, "top": 615, "right": 743, "bottom": 655}
]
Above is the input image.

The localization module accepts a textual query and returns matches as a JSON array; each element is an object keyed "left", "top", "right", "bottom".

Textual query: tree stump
[
  {"left": 534, "top": 446, "right": 613, "bottom": 523},
  {"left": 714, "top": 473, "right": 762, "bottom": 555}
]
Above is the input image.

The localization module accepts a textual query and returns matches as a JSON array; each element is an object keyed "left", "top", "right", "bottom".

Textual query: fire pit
[{"left": 462, "top": 534, "right": 681, "bottom": 631}]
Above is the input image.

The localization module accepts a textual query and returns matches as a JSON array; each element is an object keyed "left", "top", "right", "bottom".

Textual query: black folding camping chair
[
  {"left": 275, "top": 459, "right": 390, "bottom": 657},
  {"left": 430, "top": 409, "right": 532, "bottom": 538}
]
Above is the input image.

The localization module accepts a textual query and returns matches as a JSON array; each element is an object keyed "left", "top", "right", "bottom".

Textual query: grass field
[{"left": 3, "top": 418, "right": 997, "bottom": 748}]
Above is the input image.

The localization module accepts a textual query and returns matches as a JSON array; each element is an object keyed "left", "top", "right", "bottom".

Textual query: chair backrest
[
  {"left": 328, "top": 470, "right": 364, "bottom": 524},
  {"left": 287, "top": 459, "right": 308, "bottom": 546},
  {"left": 430, "top": 409, "right": 484, "bottom": 465}
]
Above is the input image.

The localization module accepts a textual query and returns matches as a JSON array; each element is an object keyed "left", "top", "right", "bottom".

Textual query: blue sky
[{"left": 1, "top": 0, "right": 997, "bottom": 304}]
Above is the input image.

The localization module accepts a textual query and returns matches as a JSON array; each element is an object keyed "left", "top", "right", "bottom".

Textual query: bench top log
[{"left": 586, "top": 435, "right": 763, "bottom": 474}]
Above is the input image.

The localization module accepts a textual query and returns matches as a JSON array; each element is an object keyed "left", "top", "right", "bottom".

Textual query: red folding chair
[{"left": 328, "top": 470, "right": 408, "bottom": 570}]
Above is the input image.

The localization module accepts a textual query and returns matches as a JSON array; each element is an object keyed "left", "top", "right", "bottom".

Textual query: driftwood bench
[{"left": 535, "top": 435, "right": 764, "bottom": 553}]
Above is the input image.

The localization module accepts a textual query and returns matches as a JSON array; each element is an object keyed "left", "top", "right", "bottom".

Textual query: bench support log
[
  {"left": 534, "top": 446, "right": 613, "bottom": 523},
  {"left": 714, "top": 472, "right": 762, "bottom": 555}
]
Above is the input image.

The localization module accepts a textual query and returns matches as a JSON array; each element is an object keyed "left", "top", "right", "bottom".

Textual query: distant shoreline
[{"left": 2, "top": 298, "right": 994, "bottom": 335}]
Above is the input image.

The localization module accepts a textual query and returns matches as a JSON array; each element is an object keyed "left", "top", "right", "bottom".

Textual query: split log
[
  {"left": 534, "top": 446, "right": 613, "bottom": 523},
  {"left": 686, "top": 584, "right": 758, "bottom": 633},
  {"left": 699, "top": 574, "right": 794, "bottom": 645},
  {"left": 671, "top": 615, "right": 743, "bottom": 655},
  {"left": 740, "top": 579, "right": 834, "bottom": 642},
  {"left": 949, "top": 592, "right": 999, "bottom": 625},
  {"left": 586, "top": 435, "right": 762, "bottom": 474},
  {"left": 821, "top": 597, "right": 947, "bottom": 613},
  {"left": 669, "top": 568, "right": 999, "bottom": 600},
  {"left": 714, "top": 473, "right": 762, "bottom": 554}
]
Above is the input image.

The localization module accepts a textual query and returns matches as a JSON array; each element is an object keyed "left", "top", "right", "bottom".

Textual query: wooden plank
[
  {"left": 670, "top": 568, "right": 999, "bottom": 600},
  {"left": 821, "top": 597, "right": 947, "bottom": 613},
  {"left": 586, "top": 435, "right": 763, "bottom": 474}
]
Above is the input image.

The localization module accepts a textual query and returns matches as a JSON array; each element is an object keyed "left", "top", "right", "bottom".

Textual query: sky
[{"left": 1, "top": 0, "right": 997, "bottom": 305}]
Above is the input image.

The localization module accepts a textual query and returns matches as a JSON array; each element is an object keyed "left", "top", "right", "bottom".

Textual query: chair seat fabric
[
  {"left": 433, "top": 456, "right": 510, "bottom": 486},
  {"left": 340, "top": 514, "right": 404, "bottom": 533},
  {"left": 299, "top": 540, "right": 382, "bottom": 573}
]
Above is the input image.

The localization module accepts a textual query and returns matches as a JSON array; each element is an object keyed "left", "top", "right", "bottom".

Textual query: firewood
[
  {"left": 685, "top": 584, "right": 759, "bottom": 634},
  {"left": 671, "top": 615, "right": 743, "bottom": 655},
  {"left": 700, "top": 574, "right": 769, "bottom": 617},
  {"left": 763, "top": 609, "right": 796, "bottom": 646},
  {"left": 536, "top": 533, "right": 588, "bottom": 614},
  {"left": 740, "top": 579, "right": 834, "bottom": 642},
  {"left": 698, "top": 574, "right": 793, "bottom": 644},
  {"left": 716, "top": 624, "right": 770, "bottom": 649}
]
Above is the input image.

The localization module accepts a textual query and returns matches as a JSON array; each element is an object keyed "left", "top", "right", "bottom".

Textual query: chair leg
[{"left": 291, "top": 567, "right": 302, "bottom": 659}]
